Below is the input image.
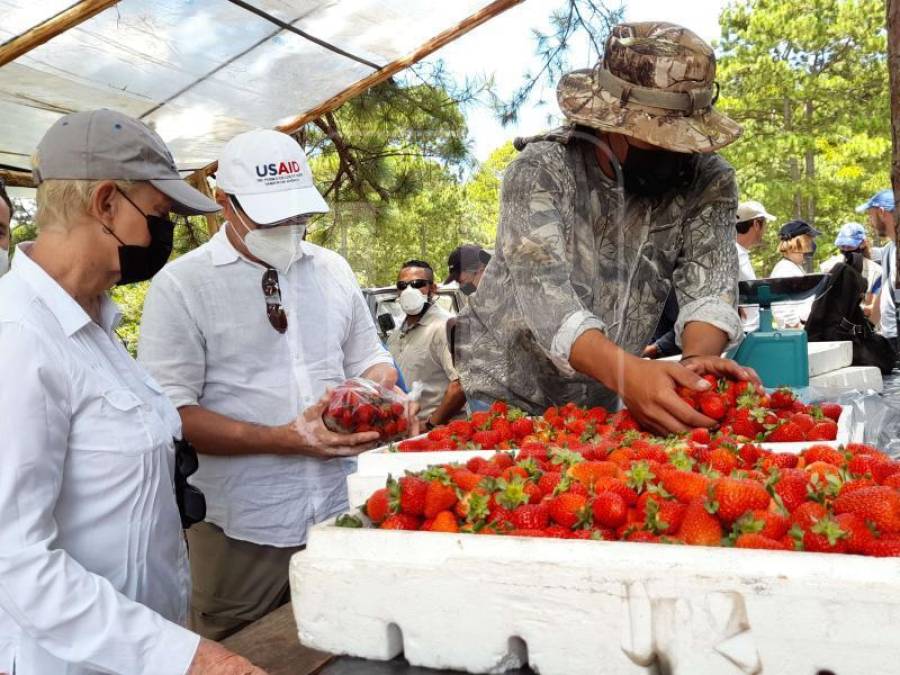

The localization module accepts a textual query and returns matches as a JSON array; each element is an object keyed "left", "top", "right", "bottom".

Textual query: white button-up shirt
[
  {"left": 0, "top": 245, "right": 197, "bottom": 675},
  {"left": 769, "top": 258, "right": 813, "bottom": 328},
  {"left": 138, "top": 226, "right": 393, "bottom": 547},
  {"left": 736, "top": 242, "right": 759, "bottom": 333}
]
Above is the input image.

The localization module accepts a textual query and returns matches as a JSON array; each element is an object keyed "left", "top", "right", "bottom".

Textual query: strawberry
[
  {"left": 472, "top": 430, "right": 501, "bottom": 448},
  {"left": 735, "top": 533, "right": 789, "bottom": 550},
  {"left": 364, "top": 487, "right": 393, "bottom": 524},
  {"left": 493, "top": 453, "right": 515, "bottom": 470},
  {"left": 537, "top": 471, "right": 562, "bottom": 497},
  {"left": 593, "top": 476, "right": 638, "bottom": 506},
  {"left": 454, "top": 490, "right": 489, "bottom": 523},
  {"left": 834, "top": 486, "right": 900, "bottom": 534},
  {"left": 489, "top": 400, "right": 509, "bottom": 416},
  {"left": 423, "top": 479, "right": 458, "bottom": 519},
  {"left": 806, "top": 420, "right": 838, "bottom": 442},
  {"left": 770, "top": 388, "right": 795, "bottom": 410},
  {"left": 766, "top": 422, "right": 805, "bottom": 443},
  {"left": 862, "top": 538, "right": 900, "bottom": 557},
  {"left": 709, "top": 447, "right": 739, "bottom": 475},
  {"left": 711, "top": 477, "right": 771, "bottom": 523},
  {"left": 820, "top": 403, "right": 843, "bottom": 422},
  {"left": 592, "top": 491, "right": 628, "bottom": 529},
  {"left": 659, "top": 469, "right": 709, "bottom": 504},
  {"left": 644, "top": 498, "right": 687, "bottom": 536},
  {"left": 791, "top": 501, "right": 828, "bottom": 529},
  {"left": 873, "top": 460, "right": 900, "bottom": 483},
  {"left": 834, "top": 513, "right": 874, "bottom": 554},
  {"left": 732, "top": 419, "right": 760, "bottom": 439},
  {"left": 470, "top": 411, "right": 492, "bottom": 429},
  {"left": 510, "top": 417, "right": 534, "bottom": 439},
  {"left": 848, "top": 453, "right": 888, "bottom": 478},
  {"left": 677, "top": 497, "right": 723, "bottom": 547},
  {"left": 511, "top": 503, "right": 549, "bottom": 530},
  {"left": 770, "top": 469, "right": 811, "bottom": 513},
  {"left": 380, "top": 513, "right": 421, "bottom": 530},
  {"left": 543, "top": 524, "right": 573, "bottom": 539},
  {"left": 548, "top": 492, "right": 590, "bottom": 529},
  {"left": 568, "top": 460, "right": 618, "bottom": 486},
  {"left": 690, "top": 428, "right": 711, "bottom": 445},
  {"left": 428, "top": 511, "right": 460, "bottom": 533},
  {"left": 733, "top": 509, "right": 790, "bottom": 541},
  {"left": 398, "top": 476, "right": 428, "bottom": 516},
  {"left": 449, "top": 468, "right": 483, "bottom": 492},
  {"left": 883, "top": 474, "right": 900, "bottom": 490},
  {"left": 698, "top": 392, "right": 726, "bottom": 420},
  {"left": 839, "top": 478, "right": 879, "bottom": 496},
  {"left": 790, "top": 413, "right": 815, "bottom": 433},
  {"left": 803, "top": 444, "right": 845, "bottom": 466},
  {"left": 447, "top": 420, "right": 474, "bottom": 441},
  {"left": 802, "top": 516, "right": 848, "bottom": 554}
]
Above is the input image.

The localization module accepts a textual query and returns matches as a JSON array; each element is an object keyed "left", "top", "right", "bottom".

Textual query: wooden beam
[
  {"left": 193, "top": 0, "right": 524, "bottom": 180},
  {"left": 0, "top": 0, "right": 120, "bottom": 67},
  {"left": 186, "top": 171, "right": 222, "bottom": 236},
  {"left": 889, "top": 0, "right": 900, "bottom": 290},
  {"left": 0, "top": 168, "right": 35, "bottom": 188}
]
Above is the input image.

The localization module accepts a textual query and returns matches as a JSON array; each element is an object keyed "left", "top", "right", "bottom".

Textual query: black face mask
[
  {"left": 108, "top": 189, "right": 175, "bottom": 285},
  {"left": 620, "top": 140, "right": 697, "bottom": 198},
  {"left": 459, "top": 281, "right": 477, "bottom": 296}
]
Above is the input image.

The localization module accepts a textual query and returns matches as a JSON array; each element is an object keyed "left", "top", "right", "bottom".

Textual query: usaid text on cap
[{"left": 256, "top": 161, "right": 303, "bottom": 178}]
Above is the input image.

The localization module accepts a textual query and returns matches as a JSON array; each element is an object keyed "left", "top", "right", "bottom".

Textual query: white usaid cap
[{"left": 217, "top": 129, "right": 328, "bottom": 224}]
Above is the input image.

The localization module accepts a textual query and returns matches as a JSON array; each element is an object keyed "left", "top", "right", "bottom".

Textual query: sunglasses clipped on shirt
[
  {"left": 396, "top": 279, "right": 430, "bottom": 291},
  {"left": 262, "top": 267, "right": 288, "bottom": 334}
]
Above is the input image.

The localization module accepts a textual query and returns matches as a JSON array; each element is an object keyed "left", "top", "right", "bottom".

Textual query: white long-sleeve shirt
[
  {"left": 769, "top": 258, "right": 813, "bottom": 328},
  {"left": 0, "top": 245, "right": 198, "bottom": 675},
  {"left": 138, "top": 226, "right": 393, "bottom": 547},
  {"left": 736, "top": 242, "right": 759, "bottom": 332}
]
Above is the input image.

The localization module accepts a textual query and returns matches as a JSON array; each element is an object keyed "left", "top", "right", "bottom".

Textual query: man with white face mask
[
  {"left": 387, "top": 260, "right": 466, "bottom": 426},
  {"left": 0, "top": 181, "right": 12, "bottom": 277},
  {"left": 138, "top": 129, "right": 398, "bottom": 639}
]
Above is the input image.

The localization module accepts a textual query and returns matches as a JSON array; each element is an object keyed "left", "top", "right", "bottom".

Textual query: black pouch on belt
[{"left": 174, "top": 438, "right": 206, "bottom": 529}]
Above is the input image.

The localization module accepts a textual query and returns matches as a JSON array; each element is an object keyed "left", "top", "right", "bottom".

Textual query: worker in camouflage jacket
[{"left": 455, "top": 22, "right": 760, "bottom": 434}]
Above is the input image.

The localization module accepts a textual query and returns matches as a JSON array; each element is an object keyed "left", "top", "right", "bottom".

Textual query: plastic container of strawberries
[{"left": 322, "top": 377, "right": 410, "bottom": 441}]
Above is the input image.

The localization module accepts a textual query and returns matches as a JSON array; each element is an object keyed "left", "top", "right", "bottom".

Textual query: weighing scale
[{"left": 730, "top": 274, "right": 828, "bottom": 388}]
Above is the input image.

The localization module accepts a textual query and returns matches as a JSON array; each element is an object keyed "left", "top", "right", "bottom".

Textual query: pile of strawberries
[
  {"left": 322, "top": 378, "right": 409, "bottom": 440},
  {"left": 349, "top": 430, "right": 900, "bottom": 557},
  {"left": 393, "top": 381, "right": 841, "bottom": 454}
]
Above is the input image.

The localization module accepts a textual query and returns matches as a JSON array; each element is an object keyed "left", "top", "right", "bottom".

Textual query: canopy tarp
[{"left": 0, "top": 0, "right": 520, "bottom": 182}]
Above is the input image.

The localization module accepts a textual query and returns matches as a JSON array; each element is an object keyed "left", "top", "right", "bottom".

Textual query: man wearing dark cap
[
  {"left": 859, "top": 189, "right": 899, "bottom": 344},
  {"left": 445, "top": 244, "right": 491, "bottom": 296},
  {"left": 455, "top": 22, "right": 757, "bottom": 434}
]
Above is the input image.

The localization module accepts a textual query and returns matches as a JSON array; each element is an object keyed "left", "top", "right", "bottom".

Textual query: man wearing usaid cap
[
  {"left": 735, "top": 200, "right": 776, "bottom": 332},
  {"left": 138, "top": 129, "right": 398, "bottom": 639},
  {"left": 0, "top": 110, "right": 263, "bottom": 674},
  {"left": 455, "top": 22, "right": 758, "bottom": 434}
]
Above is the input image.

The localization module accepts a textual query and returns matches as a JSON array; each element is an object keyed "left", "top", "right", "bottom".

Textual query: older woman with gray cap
[{"left": 0, "top": 110, "right": 264, "bottom": 674}]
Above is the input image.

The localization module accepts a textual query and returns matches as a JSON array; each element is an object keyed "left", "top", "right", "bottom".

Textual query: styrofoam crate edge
[
  {"left": 291, "top": 520, "right": 900, "bottom": 675},
  {"left": 807, "top": 340, "right": 853, "bottom": 377}
]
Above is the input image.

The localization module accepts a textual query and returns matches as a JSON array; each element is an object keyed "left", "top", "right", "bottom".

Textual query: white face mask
[
  {"left": 233, "top": 203, "right": 307, "bottom": 273},
  {"left": 0, "top": 248, "right": 8, "bottom": 277},
  {"left": 399, "top": 285, "right": 428, "bottom": 315}
]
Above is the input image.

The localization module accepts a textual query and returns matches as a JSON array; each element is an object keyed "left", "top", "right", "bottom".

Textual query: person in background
[
  {"left": 735, "top": 200, "right": 775, "bottom": 333},
  {"left": 445, "top": 244, "right": 491, "bottom": 296},
  {"left": 769, "top": 220, "right": 820, "bottom": 328},
  {"left": 0, "top": 180, "right": 12, "bottom": 277},
  {"left": 819, "top": 222, "right": 881, "bottom": 311},
  {"left": 0, "top": 110, "right": 263, "bottom": 675},
  {"left": 138, "top": 129, "right": 399, "bottom": 641},
  {"left": 387, "top": 260, "right": 466, "bottom": 427},
  {"left": 859, "top": 189, "right": 898, "bottom": 347},
  {"left": 642, "top": 292, "right": 680, "bottom": 359}
]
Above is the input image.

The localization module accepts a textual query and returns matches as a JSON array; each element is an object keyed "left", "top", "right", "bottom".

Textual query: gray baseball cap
[{"left": 33, "top": 109, "right": 220, "bottom": 215}]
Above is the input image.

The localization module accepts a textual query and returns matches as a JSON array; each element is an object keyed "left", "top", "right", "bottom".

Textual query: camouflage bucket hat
[{"left": 557, "top": 22, "right": 742, "bottom": 153}]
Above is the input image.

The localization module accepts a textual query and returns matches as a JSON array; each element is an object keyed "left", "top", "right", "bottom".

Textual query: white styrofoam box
[
  {"left": 809, "top": 365, "right": 884, "bottom": 394},
  {"left": 806, "top": 340, "right": 853, "bottom": 377},
  {"left": 659, "top": 340, "right": 852, "bottom": 377},
  {"left": 758, "top": 404, "right": 853, "bottom": 454},
  {"left": 291, "top": 521, "right": 900, "bottom": 675},
  {"left": 357, "top": 439, "right": 498, "bottom": 476}
]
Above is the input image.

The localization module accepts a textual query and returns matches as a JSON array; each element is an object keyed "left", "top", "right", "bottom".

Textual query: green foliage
[
  {"left": 465, "top": 141, "right": 518, "bottom": 244},
  {"left": 717, "top": 0, "right": 890, "bottom": 273}
]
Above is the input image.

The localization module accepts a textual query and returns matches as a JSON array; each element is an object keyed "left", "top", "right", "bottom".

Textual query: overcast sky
[{"left": 437, "top": 0, "right": 729, "bottom": 161}]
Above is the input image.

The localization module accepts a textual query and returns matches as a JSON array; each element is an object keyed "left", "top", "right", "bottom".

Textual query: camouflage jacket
[{"left": 455, "top": 126, "right": 741, "bottom": 414}]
